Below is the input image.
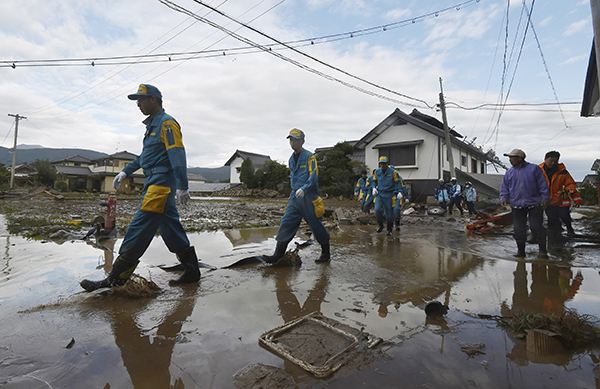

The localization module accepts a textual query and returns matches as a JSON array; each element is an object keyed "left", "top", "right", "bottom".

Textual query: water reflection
[{"left": 503, "top": 261, "right": 585, "bottom": 366}]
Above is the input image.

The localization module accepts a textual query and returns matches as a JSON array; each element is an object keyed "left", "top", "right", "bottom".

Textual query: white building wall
[
  {"left": 229, "top": 156, "right": 243, "bottom": 183},
  {"left": 364, "top": 123, "right": 440, "bottom": 180},
  {"left": 441, "top": 144, "right": 487, "bottom": 175}
]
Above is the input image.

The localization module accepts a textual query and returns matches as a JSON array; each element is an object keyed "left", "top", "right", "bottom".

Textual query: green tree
[
  {"left": 579, "top": 182, "right": 598, "bottom": 205},
  {"left": 0, "top": 164, "right": 9, "bottom": 190},
  {"left": 31, "top": 159, "right": 57, "bottom": 187},
  {"left": 257, "top": 160, "right": 290, "bottom": 191},
  {"left": 239, "top": 159, "right": 258, "bottom": 189},
  {"left": 316, "top": 142, "right": 364, "bottom": 197}
]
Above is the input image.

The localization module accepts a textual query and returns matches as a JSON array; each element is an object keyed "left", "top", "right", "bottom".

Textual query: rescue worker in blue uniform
[
  {"left": 372, "top": 156, "right": 401, "bottom": 235},
  {"left": 435, "top": 178, "right": 450, "bottom": 211},
  {"left": 80, "top": 84, "right": 200, "bottom": 292},
  {"left": 394, "top": 172, "right": 408, "bottom": 231},
  {"left": 448, "top": 177, "right": 464, "bottom": 216},
  {"left": 354, "top": 170, "right": 368, "bottom": 211},
  {"left": 263, "top": 128, "right": 331, "bottom": 264},
  {"left": 362, "top": 169, "right": 376, "bottom": 213}
]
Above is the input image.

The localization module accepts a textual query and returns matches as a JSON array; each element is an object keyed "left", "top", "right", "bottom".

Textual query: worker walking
[
  {"left": 263, "top": 128, "right": 330, "bottom": 263},
  {"left": 354, "top": 170, "right": 369, "bottom": 211},
  {"left": 362, "top": 169, "right": 376, "bottom": 213},
  {"left": 539, "top": 151, "right": 582, "bottom": 245},
  {"left": 448, "top": 177, "right": 464, "bottom": 216},
  {"left": 464, "top": 181, "right": 477, "bottom": 216},
  {"left": 372, "top": 156, "right": 401, "bottom": 235},
  {"left": 500, "top": 149, "right": 549, "bottom": 258},
  {"left": 80, "top": 84, "right": 200, "bottom": 292},
  {"left": 435, "top": 178, "right": 450, "bottom": 211},
  {"left": 394, "top": 177, "right": 408, "bottom": 231}
]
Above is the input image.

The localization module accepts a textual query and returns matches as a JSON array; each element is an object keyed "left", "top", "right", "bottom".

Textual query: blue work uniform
[
  {"left": 362, "top": 174, "right": 375, "bottom": 212},
  {"left": 119, "top": 109, "right": 190, "bottom": 261},
  {"left": 448, "top": 182, "right": 464, "bottom": 215},
  {"left": 435, "top": 184, "right": 450, "bottom": 209},
  {"left": 394, "top": 175, "right": 408, "bottom": 227},
  {"left": 354, "top": 176, "right": 368, "bottom": 207},
  {"left": 275, "top": 149, "right": 330, "bottom": 246},
  {"left": 373, "top": 167, "right": 400, "bottom": 231}
]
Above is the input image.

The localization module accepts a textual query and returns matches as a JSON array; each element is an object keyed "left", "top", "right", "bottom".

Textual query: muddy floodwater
[{"left": 1, "top": 209, "right": 600, "bottom": 388}]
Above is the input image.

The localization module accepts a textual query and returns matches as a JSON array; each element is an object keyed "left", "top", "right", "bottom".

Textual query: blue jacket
[
  {"left": 123, "top": 109, "right": 188, "bottom": 190},
  {"left": 500, "top": 161, "right": 549, "bottom": 208},
  {"left": 354, "top": 177, "right": 367, "bottom": 198},
  {"left": 435, "top": 184, "right": 449, "bottom": 202},
  {"left": 289, "top": 148, "right": 319, "bottom": 198},
  {"left": 373, "top": 167, "right": 400, "bottom": 195},
  {"left": 465, "top": 186, "right": 477, "bottom": 202},
  {"left": 449, "top": 183, "right": 462, "bottom": 199}
]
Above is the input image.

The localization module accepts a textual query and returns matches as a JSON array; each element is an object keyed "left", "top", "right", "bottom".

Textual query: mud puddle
[{"left": 1, "top": 214, "right": 600, "bottom": 388}]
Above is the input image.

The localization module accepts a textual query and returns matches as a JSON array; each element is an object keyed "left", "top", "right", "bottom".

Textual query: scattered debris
[
  {"left": 466, "top": 210, "right": 512, "bottom": 234},
  {"left": 426, "top": 206, "right": 446, "bottom": 216},
  {"left": 402, "top": 207, "right": 416, "bottom": 215},
  {"left": 233, "top": 363, "right": 295, "bottom": 389},
  {"left": 95, "top": 274, "right": 161, "bottom": 298},
  {"left": 65, "top": 338, "right": 75, "bottom": 349},
  {"left": 425, "top": 301, "right": 449, "bottom": 316},
  {"left": 460, "top": 343, "right": 486, "bottom": 358}
]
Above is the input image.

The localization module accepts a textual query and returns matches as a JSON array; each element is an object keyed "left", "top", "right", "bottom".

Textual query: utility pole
[
  {"left": 7, "top": 113, "right": 27, "bottom": 189},
  {"left": 438, "top": 77, "right": 455, "bottom": 177}
]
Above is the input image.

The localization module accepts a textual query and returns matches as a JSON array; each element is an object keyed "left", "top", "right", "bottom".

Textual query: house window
[
  {"left": 480, "top": 162, "right": 485, "bottom": 173},
  {"left": 380, "top": 145, "right": 416, "bottom": 167},
  {"left": 461, "top": 155, "right": 467, "bottom": 167},
  {"left": 236, "top": 167, "right": 241, "bottom": 173},
  {"left": 471, "top": 158, "right": 477, "bottom": 173}
]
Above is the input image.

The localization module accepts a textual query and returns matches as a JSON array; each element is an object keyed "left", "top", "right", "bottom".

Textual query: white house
[
  {"left": 352, "top": 108, "right": 500, "bottom": 201},
  {"left": 224, "top": 150, "right": 271, "bottom": 184}
]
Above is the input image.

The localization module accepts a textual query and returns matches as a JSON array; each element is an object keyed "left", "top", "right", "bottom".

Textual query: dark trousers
[
  {"left": 545, "top": 206, "right": 574, "bottom": 242},
  {"left": 466, "top": 201, "right": 476, "bottom": 215},
  {"left": 512, "top": 206, "right": 546, "bottom": 248},
  {"left": 448, "top": 197, "right": 463, "bottom": 215}
]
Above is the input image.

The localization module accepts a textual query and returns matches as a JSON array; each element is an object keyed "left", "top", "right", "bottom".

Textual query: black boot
[
  {"left": 169, "top": 246, "right": 201, "bottom": 286},
  {"left": 514, "top": 242, "right": 526, "bottom": 258},
  {"left": 263, "top": 240, "right": 289, "bottom": 264},
  {"left": 538, "top": 240, "right": 548, "bottom": 259},
  {"left": 80, "top": 255, "right": 139, "bottom": 292},
  {"left": 316, "top": 241, "right": 330, "bottom": 263},
  {"left": 376, "top": 225, "right": 384, "bottom": 233}
]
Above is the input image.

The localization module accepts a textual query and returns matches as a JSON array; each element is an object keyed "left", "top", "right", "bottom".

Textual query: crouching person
[
  {"left": 80, "top": 84, "right": 200, "bottom": 292},
  {"left": 263, "top": 128, "right": 331, "bottom": 264}
]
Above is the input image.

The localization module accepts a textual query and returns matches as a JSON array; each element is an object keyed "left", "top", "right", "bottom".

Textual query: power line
[
  {"left": 1, "top": 0, "right": 478, "bottom": 68},
  {"left": 523, "top": 1, "right": 568, "bottom": 129},
  {"left": 158, "top": 0, "right": 429, "bottom": 109},
  {"left": 1, "top": 122, "right": 15, "bottom": 146},
  {"left": 445, "top": 101, "right": 581, "bottom": 110},
  {"left": 165, "top": 0, "right": 435, "bottom": 108}
]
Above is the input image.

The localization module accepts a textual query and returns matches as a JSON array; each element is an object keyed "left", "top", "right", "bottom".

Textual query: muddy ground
[{"left": 1, "top": 195, "right": 600, "bottom": 388}]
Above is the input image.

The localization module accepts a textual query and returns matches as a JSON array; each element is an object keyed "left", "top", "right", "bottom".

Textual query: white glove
[
  {"left": 176, "top": 189, "right": 191, "bottom": 206},
  {"left": 372, "top": 188, "right": 378, "bottom": 196},
  {"left": 295, "top": 188, "right": 304, "bottom": 199},
  {"left": 397, "top": 192, "right": 404, "bottom": 201},
  {"left": 113, "top": 171, "right": 127, "bottom": 190}
]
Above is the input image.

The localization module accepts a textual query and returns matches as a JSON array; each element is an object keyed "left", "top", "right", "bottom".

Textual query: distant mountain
[
  {"left": 0, "top": 146, "right": 109, "bottom": 165},
  {"left": 188, "top": 166, "right": 229, "bottom": 182},
  {"left": 17, "top": 144, "right": 45, "bottom": 150}
]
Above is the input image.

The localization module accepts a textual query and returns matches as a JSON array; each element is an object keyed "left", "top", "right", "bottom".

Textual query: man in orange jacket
[{"left": 539, "top": 151, "right": 581, "bottom": 245}]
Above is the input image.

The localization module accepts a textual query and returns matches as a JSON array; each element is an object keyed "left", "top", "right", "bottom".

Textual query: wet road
[{"left": 1, "top": 214, "right": 600, "bottom": 388}]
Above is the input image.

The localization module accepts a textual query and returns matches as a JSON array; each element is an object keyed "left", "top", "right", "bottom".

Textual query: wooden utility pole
[
  {"left": 7, "top": 113, "right": 26, "bottom": 189},
  {"left": 438, "top": 77, "right": 455, "bottom": 177}
]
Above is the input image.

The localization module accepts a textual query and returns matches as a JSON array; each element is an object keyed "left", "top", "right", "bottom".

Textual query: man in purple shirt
[{"left": 499, "top": 149, "right": 549, "bottom": 258}]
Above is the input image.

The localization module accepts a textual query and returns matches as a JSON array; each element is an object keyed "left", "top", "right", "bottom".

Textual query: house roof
[
  {"left": 353, "top": 108, "right": 490, "bottom": 160},
  {"left": 55, "top": 165, "right": 92, "bottom": 176},
  {"left": 315, "top": 140, "right": 359, "bottom": 154},
  {"left": 94, "top": 151, "right": 138, "bottom": 162},
  {"left": 592, "top": 158, "right": 600, "bottom": 171},
  {"left": 51, "top": 155, "right": 93, "bottom": 164},
  {"left": 224, "top": 150, "right": 271, "bottom": 167},
  {"left": 455, "top": 170, "right": 504, "bottom": 196},
  {"left": 582, "top": 174, "right": 599, "bottom": 185}
]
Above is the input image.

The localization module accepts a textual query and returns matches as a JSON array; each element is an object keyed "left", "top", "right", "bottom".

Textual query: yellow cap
[
  {"left": 378, "top": 155, "right": 389, "bottom": 164},
  {"left": 287, "top": 128, "right": 305, "bottom": 140}
]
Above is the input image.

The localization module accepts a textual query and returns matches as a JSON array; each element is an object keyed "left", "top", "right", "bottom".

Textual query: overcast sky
[{"left": 0, "top": 0, "right": 597, "bottom": 179}]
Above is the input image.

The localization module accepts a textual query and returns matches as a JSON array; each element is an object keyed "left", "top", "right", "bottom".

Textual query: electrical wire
[
  {"left": 1, "top": 0, "right": 479, "bottom": 68},
  {"left": 167, "top": 0, "right": 435, "bottom": 108},
  {"left": 445, "top": 101, "right": 581, "bottom": 109},
  {"left": 1, "top": 122, "right": 15, "bottom": 146}
]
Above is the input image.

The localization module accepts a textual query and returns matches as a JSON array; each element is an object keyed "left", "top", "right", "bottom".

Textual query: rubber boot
[
  {"left": 169, "top": 246, "right": 201, "bottom": 286},
  {"left": 376, "top": 225, "right": 384, "bottom": 233},
  {"left": 263, "top": 240, "right": 289, "bottom": 264},
  {"left": 315, "top": 241, "right": 330, "bottom": 263},
  {"left": 80, "top": 255, "right": 139, "bottom": 292},
  {"left": 386, "top": 221, "right": 393, "bottom": 236},
  {"left": 514, "top": 242, "right": 526, "bottom": 258}
]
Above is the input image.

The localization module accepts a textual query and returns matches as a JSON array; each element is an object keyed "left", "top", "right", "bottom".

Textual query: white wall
[
  {"left": 441, "top": 144, "right": 487, "bottom": 175},
  {"left": 365, "top": 123, "right": 440, "bottom": 180},
  {"left": 229, "top": 156, "right": 243, "bottom": 183}
]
